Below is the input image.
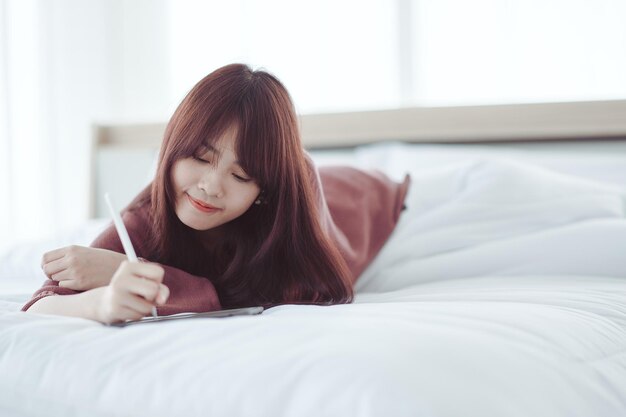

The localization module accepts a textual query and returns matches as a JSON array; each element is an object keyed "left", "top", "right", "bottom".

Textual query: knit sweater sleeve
[{"left": 21, "top": 206, "right": 222, "bottom": 315}]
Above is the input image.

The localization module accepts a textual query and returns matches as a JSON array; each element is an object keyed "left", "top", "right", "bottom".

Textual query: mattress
[{"left": 1, "top": 143, "right": 626, "bottom": 417}]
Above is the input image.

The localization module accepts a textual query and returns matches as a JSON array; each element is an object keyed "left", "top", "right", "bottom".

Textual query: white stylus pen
[{"left": 104, "top": 192, "right": 158, "bottom": 318}]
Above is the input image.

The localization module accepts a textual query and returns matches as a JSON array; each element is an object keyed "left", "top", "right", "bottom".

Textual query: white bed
[{"left": 1, "top": 101, "right": 626, "bottom": 416}]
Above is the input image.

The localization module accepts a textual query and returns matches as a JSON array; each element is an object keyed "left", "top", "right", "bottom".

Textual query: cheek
[
  {"left": 232, "top": 187, "right": 260, "bottom": 210},
  {"left": 171, "top": 160, "right": 196, "bottom": 192},
  {"left": 171, "top": 162, "right": 184, "bottom": 190},
  {"left": 171, "top": 161, "right": 196, "bottom": 214}
]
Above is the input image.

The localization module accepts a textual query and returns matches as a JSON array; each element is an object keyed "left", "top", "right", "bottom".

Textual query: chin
[
  {"left": 182, "top": 216, "right": 221, "bottom": 232},
  {"left": 187, "top": 217, "right": 211, "bottom": 230},
  {"left": 175, "top": 211, "right": 202, "bottom": 231},
  {"left": 185, "top": 223, "right": 206, "bottom": 231}
]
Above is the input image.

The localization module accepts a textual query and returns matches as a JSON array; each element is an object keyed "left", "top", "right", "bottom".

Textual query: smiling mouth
[{"left": 187, "top": 194, "right": 221, "bottom": 213}]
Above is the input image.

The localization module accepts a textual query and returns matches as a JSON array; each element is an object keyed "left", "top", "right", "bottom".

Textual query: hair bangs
[
  {"left": 233, "top": 73, "right": 300, "bottom": 193},
  {"left": 171, "top": 100, "right": 240, "bottom": 162}
]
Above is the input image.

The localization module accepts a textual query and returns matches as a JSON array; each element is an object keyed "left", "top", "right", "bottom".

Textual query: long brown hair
[{"left": 128, "top": 64, "right": 353, "bottom": 309}]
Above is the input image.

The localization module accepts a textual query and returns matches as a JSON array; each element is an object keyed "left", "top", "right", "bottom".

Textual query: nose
[{"left": 198, "top": 170, "right": 224, "bottom": 198}]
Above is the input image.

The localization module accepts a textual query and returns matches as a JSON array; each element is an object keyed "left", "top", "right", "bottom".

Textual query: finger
[
  {"left": 126, "top": 262, "right": 165, "bottom": 283},
  {"left": 58, "top": 280, "right": 80, "bottom": 290},
  {"left": 50, "top": 269, "right": 72, "bottom": 283},
  {"left": 125, "top": 276, "right": 161, "bottom": 303},
  {"left": 42, "top": 257, "right": 69, "bottom": 278},
  {"left": 111, "top": 261, "right": 164, "bottom": 289},
  {"left": 41, "top": 247, "right": 70, "bottom": 267},
  {"left": 119, "top": 291, "right": 156, "bottom": 316},
  {"left": 110, "top": 305, "right": 145, "bottom": 323},
  {"left": 157, "top": 284, "right": 170, "bottom": 305}
]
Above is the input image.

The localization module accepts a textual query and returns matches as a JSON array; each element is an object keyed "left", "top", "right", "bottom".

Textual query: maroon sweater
[{"left": 22, "top": 159, "right": 410, "bottom": 315}]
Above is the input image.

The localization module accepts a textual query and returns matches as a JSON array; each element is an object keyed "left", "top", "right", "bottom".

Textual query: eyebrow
[{"left": 204, "top": 144, "right": 242, "bottom": 167}]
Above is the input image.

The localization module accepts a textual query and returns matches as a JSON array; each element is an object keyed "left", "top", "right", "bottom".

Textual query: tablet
[{"left": 107, "top": 306, "right": 264, "bottom": 327}]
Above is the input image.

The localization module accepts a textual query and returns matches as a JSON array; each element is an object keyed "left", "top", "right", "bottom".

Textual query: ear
[
  {"left": 254, "top": 189, "right": 263, "bottom": 205},
  {"left": 254, "top": 189, "right": 267, "bottom": 205}
]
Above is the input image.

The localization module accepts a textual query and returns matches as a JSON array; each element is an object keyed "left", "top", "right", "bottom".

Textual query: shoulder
[
  {"left": 122, "top": 201, "right": 153, "bottom": 231},
  {"left": 91, "top": 201, "right": 154, "bottom": 256},
  {"left": 120, "top": 183, "right": 154, "bottom": 232},
  {"left": 122, "top": 202, "right": 155, "bottom": 254}
]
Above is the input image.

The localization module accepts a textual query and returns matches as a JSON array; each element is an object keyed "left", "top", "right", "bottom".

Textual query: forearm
[{"left": 25, "top": 288, "right": 103, "bottom": 322}]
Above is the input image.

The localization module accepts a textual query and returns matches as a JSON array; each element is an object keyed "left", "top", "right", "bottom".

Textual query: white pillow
[
  {"left": 352, "top": 141, "right": 626, "bottom": 189},
  {"left": 355, "top": 158, "right": 626, "bottom": 292}
]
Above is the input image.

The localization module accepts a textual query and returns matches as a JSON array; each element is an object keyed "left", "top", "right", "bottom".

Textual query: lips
[{"left": 187, "top": 194, "right": 221, "bottom": 213}]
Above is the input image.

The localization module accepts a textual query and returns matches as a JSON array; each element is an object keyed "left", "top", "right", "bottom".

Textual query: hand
[
  {"left": 41, "top": 245, "right": 127, "bottom": 291},
  {"left": 96, "top": 260, "right": 169, "bottom": 324}
]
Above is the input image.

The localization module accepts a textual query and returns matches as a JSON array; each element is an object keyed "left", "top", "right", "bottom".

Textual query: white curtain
[
  {"left": 0, "top": 0, "right": 9, "bottom": 251},
  {"left": 169, "top": 0, "right": 404, "bottom": 114},
  {"left": 411, "top": 0, "right": 626, "bottom": 106},
  {"left": 0, "top": 0, "right": 58, "bottom": 252},
  {"left": 0, "top": 0, "right": 171, "bottom": 251},
  {"left": 168, "top": 0, "right": 626, "bottom": 111}
]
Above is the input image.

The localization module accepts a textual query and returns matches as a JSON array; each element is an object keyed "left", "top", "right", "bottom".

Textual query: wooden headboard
[{"left": 90, "top": 99, "right": 626, "bottom": 217}]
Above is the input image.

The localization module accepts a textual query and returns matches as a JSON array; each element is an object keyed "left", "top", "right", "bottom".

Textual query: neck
[{"left": 195, "top": 225, "right": 226, "bottom": 251}]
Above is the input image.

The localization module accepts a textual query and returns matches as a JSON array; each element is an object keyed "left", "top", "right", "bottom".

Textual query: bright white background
[{"left": 1, "top": 0, "right": 626, "bottom": 249}]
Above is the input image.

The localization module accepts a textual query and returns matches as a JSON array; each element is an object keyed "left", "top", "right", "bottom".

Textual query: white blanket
[{"left": 1, "top": 159, "right": 625, "bottom": 417}]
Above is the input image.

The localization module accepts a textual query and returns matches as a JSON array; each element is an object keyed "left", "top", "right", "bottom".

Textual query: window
[{"left": 168, "top": 0, "right": 626, "bottom": 112}]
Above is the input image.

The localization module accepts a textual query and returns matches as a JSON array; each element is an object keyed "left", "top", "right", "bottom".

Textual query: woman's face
[{"left": 172, "top": 125, "right": 261, "bottom": 231}]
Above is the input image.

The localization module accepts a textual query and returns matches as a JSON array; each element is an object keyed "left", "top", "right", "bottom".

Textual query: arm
[
  {"left": 91, "top": 208, "right": 222, "bottom": 314},
  {"left": 34, "top": 212, "right": 136, "bottom": 292},
  {"left": 21, "top": 218, "right": 130, "bottom": 312},
  {"left": 155, "top": 264, "right": 222, "bottom": 315},
  {"left": 25, "top": 288, "right": 104, "bottom": 320},
  {"left": 23, "top": 207, "right": 222, "bottom": 315},
  {"left": 23, "top": 257, "right": 222, "bottom": 315},
  {"left": 26, "top": 261, "right": 169, "bottom": 324}
]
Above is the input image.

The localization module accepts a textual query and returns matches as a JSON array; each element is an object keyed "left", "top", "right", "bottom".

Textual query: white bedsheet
[
  {"left": 1, "top": 275, "right": 625, "bottom": 417},
  {"left": 1, "top": 158, "right": 626, "bottom": 417}
]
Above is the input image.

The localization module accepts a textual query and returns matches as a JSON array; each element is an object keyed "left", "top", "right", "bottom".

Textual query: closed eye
[
  {"left": 233, "top": 174, "right": 251, "bottom": 182},
  {"left": 193, "top": 155, "right": 211, "bottom": 164},
  {"left": 193, "top": 154, "right": 251, "bottom": 182}
]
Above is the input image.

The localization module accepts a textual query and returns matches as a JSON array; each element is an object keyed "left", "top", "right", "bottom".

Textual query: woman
[{"left": 22, "top": 63, "right": 411, "bottom": 324}]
